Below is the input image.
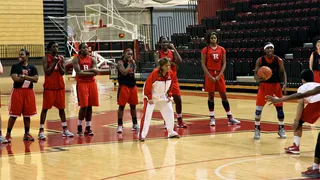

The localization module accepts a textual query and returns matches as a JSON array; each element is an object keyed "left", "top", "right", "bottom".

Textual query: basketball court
[{"left": 0, "top": 76, "right": 318, "bottom": 179}]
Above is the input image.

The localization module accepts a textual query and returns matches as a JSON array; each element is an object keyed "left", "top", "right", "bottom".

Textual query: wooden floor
[{"left": 0, "top": 75, "right": 319, "bottom": 180}]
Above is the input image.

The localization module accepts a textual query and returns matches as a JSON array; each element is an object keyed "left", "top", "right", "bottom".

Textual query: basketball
[{"left": 257, "top": 66, "right": 272, "bottom": 80}]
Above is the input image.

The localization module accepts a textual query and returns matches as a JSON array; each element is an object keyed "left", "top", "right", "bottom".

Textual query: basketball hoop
[{"left": 83, "top": 21, "right": 99, "bottom": 32}]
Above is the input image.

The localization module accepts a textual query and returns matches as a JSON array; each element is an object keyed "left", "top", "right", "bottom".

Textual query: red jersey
[
  {"left": 76, "top": 55, "right": 95, "bottom": 82},
  {"left": 201, "top": 45, "right": 226, "bottom": 71},
  {"left": 159, "top": 50, "right": 177, "bottom": 75},
  {"left": 43, "top": 54, "right": 65, "bottom": 90}
]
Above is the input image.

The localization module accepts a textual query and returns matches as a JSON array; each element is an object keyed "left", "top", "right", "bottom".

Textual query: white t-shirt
[{"left": 297, "top": 82, "right": 320, "bottom": 103}]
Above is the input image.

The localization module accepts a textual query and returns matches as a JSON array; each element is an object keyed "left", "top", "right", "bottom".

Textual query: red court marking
[{"left": 0, "top": 110, "right": 310, "bottom": 156}]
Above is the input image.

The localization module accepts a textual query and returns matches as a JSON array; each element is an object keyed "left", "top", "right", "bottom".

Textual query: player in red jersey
[
  {"left": 5, "top": 49, "right": 38, "bottom": 142},
  {"left": 116, "top": 48, "right": 139, "bottom": 133},
  {"left": 253, "top": 42, "right": 287, "bottom": 140},
  {"left": 0, "top": 60, "right": 8, "bottom": 144},
  {"left": 201, "top": 32, "right": 240, "bottom": 127},
  {"left": 309, "top": 40, "right": 320, "bottom": 83},
  {"left": 154, "top": 36, "right": 187, "bottom": 128},
  {"left": 73, "top": 43, "right": 100, "bottom": 136},
  {"left": 38, "top": 41, "right": 74, "bottom": 140}
]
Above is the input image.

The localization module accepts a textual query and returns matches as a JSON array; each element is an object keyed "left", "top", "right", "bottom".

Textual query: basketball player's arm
[
  {"left": 293, "top": 99, "right": 304, "bottom": 130},
  {"left": 0, "top": 60, "right": 3, "bottom": 75},
  {"left": 154, "top": 51, "right": 160, "bottom": 66},
  {"left": 58, "top": 57, "right": 66, "bottom": 76},
  {"left": 117, "top": 61, "right": 133, "bottom": 76},
  {"left": 72, "top": 57, "right": 96, "bottom": 76},
  {"left": 43, "top": 56, "right": 57, "bottom": 76},
  {"left": 266, "top": 86, "right": 320, "bottom": 103},
  {"left": 217, "top": 53, "right": 227, "bottom": 79},
  {"left": 309, "top": 53, "right": 314, "bottom": 71},
  {"left": 10, "top": 64, "right": 24, "bottom": 82},
  {"left": 144, "top": 71, "right": 157, "bottom": 103},
  {"left": 254, "top": 58, "right": 264, "bottom": 82},
  {"left": 279, "top": 59, "right": 287, "bottom": 93},
  {"left": 22, "top": 65, "right": 38, "bottom": 83},
  {"left": 201, "top": 53, "right": 214, "bottom": 82},
  {"left": 171, "top": 45, "right": 182, "bottom": 64}
]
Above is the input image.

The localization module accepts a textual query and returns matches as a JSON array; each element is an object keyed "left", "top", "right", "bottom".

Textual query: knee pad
[
  {"left": 119, "top": 105, "right": 125, "bottom": 111},
  {"left": 276, "top": 106, "right": 285, "bottom": 119},
  {"left": 129, "top": 105, "right": 136, "bottom": 110},
  {"left": 254, "top": 106, "right": 263, "bottom": 119}
]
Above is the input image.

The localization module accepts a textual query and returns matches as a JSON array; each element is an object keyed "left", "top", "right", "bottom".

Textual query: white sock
[
  {"left": 177, "top": 113, "right": 182, "bottom": 118},
  {"left": 226, "top": 111, "right": 232, "bottom": 115},
  {"left": 78, "top": 120, "right": 83, "bottom": 126},
  {"left": 279, "top": 121, "right": 284, "bottom": 125},
  {"left": 293, "top": 136, "right": 300, "bottom": 146},
  {"left": 312, "top": 163, "right": 319, "bottom": 170},
  {"left": 255, "top": 121, "right": 260, "bottom": 126},
  {"left": 40, "top": 124, "right": 44, "bottom": 129},
  {"left": 86, "top": 121, "right": 91, "bottom": 127},
  {"left": 209, "top": 111, "right": 214, "bottom": 117},
  {"left": 62, "top": 122, "right": 67, "bottom": 127}
]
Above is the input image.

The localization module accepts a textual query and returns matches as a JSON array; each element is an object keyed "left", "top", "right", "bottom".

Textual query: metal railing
[{"left": 0, "top": 44, "right": 44, "bottom": 59}]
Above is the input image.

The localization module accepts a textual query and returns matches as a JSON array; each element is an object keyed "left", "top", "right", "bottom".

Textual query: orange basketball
[{"left": 257, "top": 66, "right": 272, "bottom": 80}]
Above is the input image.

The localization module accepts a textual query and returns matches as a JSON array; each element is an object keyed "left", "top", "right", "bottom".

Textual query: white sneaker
[
  {"left": 132, "top": 124, "right": 139, "bottom": 131},
  {"left": 63, "top": 129, "right": 74, "bottom": 137},
  {"left": 38, "top": 132, "right": 46, "bottom": 140},
  {"left": 168, "top": 131, "right": 180, "bottom": 138},
  {"left": 228, "top": 118, "right": 241, "bottom": 125},
  {"left": 117, "top": 126, "right": 123, "bottom": 133},
  {"left": 210, "top": 117, "right": 216, "bottom": 126},
  {"left": 0, "top": 136, "right": 8, "bottom": 144},
  {"left": 278, "top": 128, "right": 286, "bottom": 139}
]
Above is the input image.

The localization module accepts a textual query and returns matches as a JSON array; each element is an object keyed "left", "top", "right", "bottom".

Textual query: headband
[{"left": 264, "top": 43, "right": 274, "bottom": 50}]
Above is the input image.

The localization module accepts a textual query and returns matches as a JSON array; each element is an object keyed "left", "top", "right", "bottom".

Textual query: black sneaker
[{"left": 77, "top": 125, "right": 83, "bottom": 136}]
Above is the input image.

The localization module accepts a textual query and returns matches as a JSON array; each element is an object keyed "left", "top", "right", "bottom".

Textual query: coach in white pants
[{"left": 139, "top": 58, "right": 180, "bottom": 141}]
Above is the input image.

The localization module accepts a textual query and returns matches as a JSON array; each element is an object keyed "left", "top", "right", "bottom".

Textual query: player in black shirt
[{"left": 5, "top": 49, "right": 39, "bottom": 142}]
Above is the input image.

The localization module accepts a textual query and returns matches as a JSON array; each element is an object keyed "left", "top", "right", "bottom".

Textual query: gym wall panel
[{"left": 0, "top": 0, "right": 44, "bottom": 46}]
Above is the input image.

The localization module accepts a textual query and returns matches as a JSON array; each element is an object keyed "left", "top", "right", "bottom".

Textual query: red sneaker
[
  {"left": 284, "top": 143, "right": 300, "bottom": 154},
  {"left": 301, "top": 166, "right": 320, "bottom": 178},
  {"left": 5, "top": 134, "right": 12, "bottom": 143},
  {"left": 23, "top": 133, "right": 35, "bottom": 141},
  {"left": 177, "top": 118, "right": 187, "bottom": 128}
]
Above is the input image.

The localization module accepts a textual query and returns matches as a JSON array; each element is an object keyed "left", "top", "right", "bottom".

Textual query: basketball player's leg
[
  {"left": 54, "top": 90, "right": 73, "bottom": 137},
  {"left": 287, "top": 102, "right": 320, "bottom": 154},
  {"left": 117, "top": 85, "right": 129, "bottom": 133},
  {"left": 172, "top": 82, "right": 186, "bottom": 128},
  {"left": 22, "top": 89, "right": 37, "bottom": 141},
  {"left": 216, "top": 75, "right": 240, "bottom": 125},
  {"left": 39, "top": 90, "right": 53, "bottom": 140},
  {"left": 139, "top": 99, "right": 155, "bottom": 141},
  {"left": 84, "top": 106, "right": 94, "bottom": 136},
  {"left": 302, "top": 132, "right": 320, "bottom": 178},
  {"left": 274, "top": 83, "right": 286, "bottom": 138},
  {"left": 158, "top": 101, "right": 179, "bottom": 138},
  {"left": 77, "top": 82, "right": 89, "bottom": 136},
  {"left": 0, "top": 114, "right": 8, "bottom": 144},
  {"left": 254, "top": 84, "right": 267, "bottom": 140},
  {"left": 128, "top": 86, "right": 139, "bottom": 131},
  {"left": 205, "top": 73, "right": 216, "bottom": 126}
]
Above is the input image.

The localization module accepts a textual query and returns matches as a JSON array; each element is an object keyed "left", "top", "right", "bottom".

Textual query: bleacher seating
[{"left": 137, "top": 0, "right": 320, "bottom": 89}]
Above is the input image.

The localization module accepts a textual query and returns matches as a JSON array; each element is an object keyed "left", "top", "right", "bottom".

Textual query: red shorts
[
  {"left": 42, "top": 89, "right": 65, "bottom": 109},
  {"left": 314, "top": 70, "right": 320, "bottom": 83},
  {"left": 204, "top": 70, "right": 226, "bottom": 93},
  {"left": 301, "top": 101, "right": 320, "bottom": 124},
  {"left": 9, "top": 88, "right": 37, "bottom": 117},
  {"left": 172, "top": 81, "right": 181, "bottom": 96},
  {"left": 77, "top": 81, "right": 99, "bottom": 108},
  {"left": 256, "top": 82, "right": 283, "bottom": 107},
  {"left": 117, "top": 85, "right": 138, "bottom": 106}
]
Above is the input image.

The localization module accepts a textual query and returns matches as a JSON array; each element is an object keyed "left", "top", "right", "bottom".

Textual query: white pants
[{"left": 140, "top": 99, "right": 175, "bottom": 139}]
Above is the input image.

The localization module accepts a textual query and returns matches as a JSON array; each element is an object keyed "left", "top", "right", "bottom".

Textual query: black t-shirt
[{"left": 10, "top": 63, "right": 38, "bottom": 89}]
